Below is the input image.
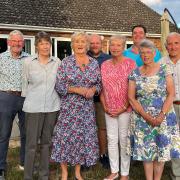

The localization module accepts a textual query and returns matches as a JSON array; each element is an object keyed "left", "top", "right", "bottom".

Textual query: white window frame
[
  {"left": 24, "top": 36, "right": 35, "bottom": 55},
  {"left": 53, "top": 37, "right": 71, "bottom": 58},
  {"left": 125, "top": 40, "right": 133, "bottom": 49},
  {"left": 0, "top": 34, "right": 8, "bottom": 39}
]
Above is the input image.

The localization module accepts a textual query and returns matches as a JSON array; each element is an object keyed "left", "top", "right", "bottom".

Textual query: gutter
[{"left": 0, "top": 23, "right": 161, "bottom": 38}]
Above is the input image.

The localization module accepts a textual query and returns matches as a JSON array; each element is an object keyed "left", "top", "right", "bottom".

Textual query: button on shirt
[
  {"left": 0, "top": 50, "right": 29, "bottom": 91},
  {"left": 22, "top": 55, "right": 61, "bottom": 113},
  {"left": 161, "top": 56, "right": 180, "bottom": 101}
]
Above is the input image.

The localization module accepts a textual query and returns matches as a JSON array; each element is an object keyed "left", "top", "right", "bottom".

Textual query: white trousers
[{"left": 105, "top": 112, "right": 131, "bottom": 176}]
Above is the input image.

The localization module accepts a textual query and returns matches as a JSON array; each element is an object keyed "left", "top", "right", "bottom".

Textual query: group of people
[{"left": 0, "top": 24, "right": 180, "bottom": 180}]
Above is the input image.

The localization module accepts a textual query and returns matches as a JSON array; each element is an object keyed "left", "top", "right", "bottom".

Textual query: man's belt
[
  {"left": 0, "top": 90, "right": 21, "bottom": 96},
  {"left": 173, "top": 101, "right": 180, "bottom": 105}
]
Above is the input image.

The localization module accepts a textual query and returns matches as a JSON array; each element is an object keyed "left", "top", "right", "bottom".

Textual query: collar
[
  {"left": 32, "top": 54, "right": 57, "bottom": 62},
  {"left": 87, "top": 50, "right": 103, "bottom": 58},
  {"left": 6, "top": 50, "right": 29, "bottom": 59},
  {"left": 165, "top": 56, "right": 180, "bottom": 65},
  {"left": 129, "top": 45, "right": 139, "bottom": 54}
]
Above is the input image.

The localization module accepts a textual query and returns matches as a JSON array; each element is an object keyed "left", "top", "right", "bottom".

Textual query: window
[
  {"left": 23, "top": 39, "right": 32, "bottom": 54},
  {"left": 23, "top": 37, "right": 35, "bottom": 55},
  {"left": 0, "top": 38, "right": 7, "bottom": 53},
  {"left": 126, "top": 41, "right": 133, "bottom": 49},
  {"left": 53, "top": 37, "right": 72, "bottom": 60}
]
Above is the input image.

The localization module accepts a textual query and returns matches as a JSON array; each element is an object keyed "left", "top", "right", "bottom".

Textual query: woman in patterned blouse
[
  {"left": 101, "top": 35, "right": 136, "bottom": 180},
  {"left": 50, "top": 32, "right": 101, "bottom": 180}
]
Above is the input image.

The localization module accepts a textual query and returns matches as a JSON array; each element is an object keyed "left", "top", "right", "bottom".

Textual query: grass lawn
[{"left": 6, "top": 147, "right": 171, "bottom": 180}]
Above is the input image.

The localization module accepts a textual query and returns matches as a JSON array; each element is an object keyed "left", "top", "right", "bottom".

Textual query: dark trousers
[
  {"left": 24, "top": 111, "right": 58, "bottom": 180},
  {"left": 0, "top": 91, "right": 25, "bottom": 170}
]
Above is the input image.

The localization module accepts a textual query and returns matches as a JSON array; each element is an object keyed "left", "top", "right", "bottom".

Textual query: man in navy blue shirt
[{"left": 87, "top": 34, "right": 111, "bottom": 169}]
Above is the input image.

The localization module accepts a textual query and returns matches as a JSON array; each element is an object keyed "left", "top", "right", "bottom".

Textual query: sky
[{"left": 140, "top": 0, "right": 180, "bottom": 27}]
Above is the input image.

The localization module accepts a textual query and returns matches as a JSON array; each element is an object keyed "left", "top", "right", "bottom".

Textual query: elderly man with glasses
[
  {"left": 161, "top": 32, "right": 180, "bottom": 180},
  {"left": 0, "top": 30, "right": 29, "bottom": 180}
]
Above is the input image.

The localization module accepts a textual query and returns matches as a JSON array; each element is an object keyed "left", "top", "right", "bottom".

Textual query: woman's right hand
[
  {"left": 108, "top": 107, "right": 125, "bottom": 117},
  {"left": 85, "top": 87, "right": 96, "bottom": 99},
  {"left": 102, "top": 103, "right": 111, "bottom": 115},
  {"left": 77, "top": 87, "right": 88, "bottom": 97},
  {"left": 153, "top": 112, "right": 165, "bottom": 126},
  {"left": 144, "top": 113, "right": 156, "bottom": 127}
]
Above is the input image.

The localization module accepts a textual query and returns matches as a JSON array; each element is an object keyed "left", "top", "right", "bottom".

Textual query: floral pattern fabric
[
  {"left": 128, "top": 64, "right": 180, "bottom": 161},
  {"left": 50, "top": 55, "right": 101, "bottom": 166},
  {"left": 0, "top": 50, "right": 29, "bottom": 91}
]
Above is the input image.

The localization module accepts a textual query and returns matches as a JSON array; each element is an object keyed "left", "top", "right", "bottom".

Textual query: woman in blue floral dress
[
  {"left": 128, "top": 39, "right": 180, "bottom": 180},
  {"left": 51, "top": 32, "right": 101, "bottom": 180}
]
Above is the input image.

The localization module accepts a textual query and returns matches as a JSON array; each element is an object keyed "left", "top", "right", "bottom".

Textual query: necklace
[{"left": 82, "top": 63, "right": 86, "bottom": 67}]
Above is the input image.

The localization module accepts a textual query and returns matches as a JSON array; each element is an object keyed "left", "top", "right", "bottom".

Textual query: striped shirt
[{"left": 101, "top": 57, "right": 136, "bottom": 112}]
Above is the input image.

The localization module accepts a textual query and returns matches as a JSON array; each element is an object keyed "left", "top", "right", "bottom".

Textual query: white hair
[
  {"left": 109, "top": 35, "right": 126, "bottom": 48},
  {"left": 71, "top": 31, "right": 89, "bottom": 50},
  {"left": 165, "top": 32, "right": 180, "bottom": 47},
  {"left": 139, "top": 39, "right": 156, "bottom": 52},
  {"left": 8, "top": 30, "right": 24, "bottom": 40}
]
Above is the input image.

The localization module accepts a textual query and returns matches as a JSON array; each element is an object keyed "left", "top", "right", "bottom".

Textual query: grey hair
[
  {"left": 139, "top": 39, "right": 156, "bottom": 52},
  {"left": 165, "top": 32, "right": 180, "bottom": 47},
  {"left": 71, "top": 31, "right": 89, "bottom": 50},
  {"left": 89, "top": 34, "right": 102, "bottom": 42},
  {"left": 35, "top": 31, "right": 52, "bottom": 47},
  {"left": 8, "top": 30, "right": 24, "bottom": 40},
  {"left": 109, "top": 35, "right": 126, "bottom": 48}
]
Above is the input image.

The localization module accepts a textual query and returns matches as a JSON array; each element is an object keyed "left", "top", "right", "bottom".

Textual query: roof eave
[{"left": 0, "top": 23, "right": 161, "bottom": 38}]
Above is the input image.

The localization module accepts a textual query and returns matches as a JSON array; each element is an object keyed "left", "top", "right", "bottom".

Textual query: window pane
[
  {"left": 24, "top": 39, "right": 31, "bottom": 54},
  {"left": 0, "top": 38, "right": 7, "bottom": 53},
  {"left": 57, "top": 41, "right": 72, "bottom": 60},
  {"left": 52, "top": 38, "right": 55, "bottom": 56}
]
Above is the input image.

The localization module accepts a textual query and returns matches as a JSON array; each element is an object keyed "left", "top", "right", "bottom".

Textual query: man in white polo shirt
[{"left": 161, "top": 32, "right": 180, "bottom": 180}]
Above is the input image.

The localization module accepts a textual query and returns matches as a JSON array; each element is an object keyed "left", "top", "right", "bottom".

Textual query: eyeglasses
[{"left": 10, "top": 40, "right": 24, "bottom": 44}]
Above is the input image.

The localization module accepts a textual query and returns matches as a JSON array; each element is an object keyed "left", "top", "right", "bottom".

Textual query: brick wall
[{"left": 0, "top": 29, "right": 163, "bottom": 54}]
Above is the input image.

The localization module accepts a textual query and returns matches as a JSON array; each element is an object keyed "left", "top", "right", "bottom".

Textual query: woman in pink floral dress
[{"left": 51, "top": 32, "right": 101, "bottom": 180}]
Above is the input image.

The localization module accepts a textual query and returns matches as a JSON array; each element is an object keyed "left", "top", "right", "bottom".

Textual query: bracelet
[{"left": 161, "top": 110, "right": 166, "bottom": 116}]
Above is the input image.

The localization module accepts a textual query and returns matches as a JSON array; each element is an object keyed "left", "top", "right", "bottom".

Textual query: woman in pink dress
[{"left": 101, "top": 35, "right": 136, "bottom": 180}]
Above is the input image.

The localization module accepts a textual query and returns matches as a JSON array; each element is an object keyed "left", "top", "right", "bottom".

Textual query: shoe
[
  {"left": 100, "top": 154, "right": 110, "bottom": 169},
  {"left": 104, "top": 173, "right": 119, "bottom": 180},
  {"left": 17, "top": 164, "right": 24, "bottom": 171},
  {"left": 0, "top": 170, "right": 5, "bottom": 180}
]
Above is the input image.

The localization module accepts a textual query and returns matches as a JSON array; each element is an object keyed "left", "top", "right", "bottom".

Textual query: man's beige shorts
[{"left": 95, "top": 102, "right": 106, "bottom": 129}]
